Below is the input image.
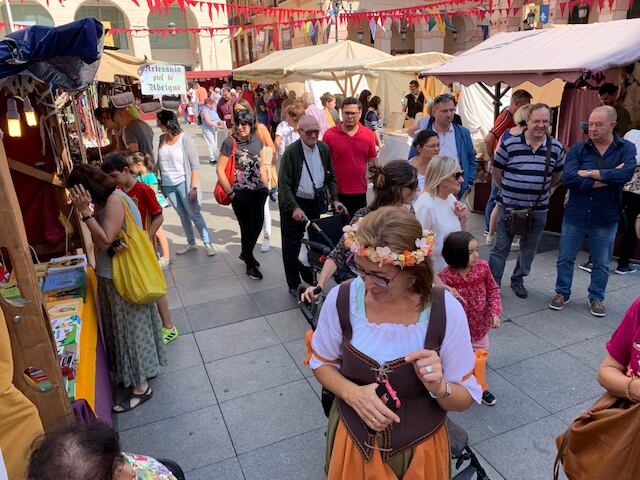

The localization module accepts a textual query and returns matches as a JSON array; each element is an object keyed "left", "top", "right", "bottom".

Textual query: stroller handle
[{"left": 303, "top": 215, "right": 337, "bottom": 250}]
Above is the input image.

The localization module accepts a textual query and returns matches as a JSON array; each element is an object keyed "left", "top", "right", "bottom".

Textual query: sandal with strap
[
  {"left": 113, "top": 386, "right": 153, "bottom": 413},
  {"left": 162, "top": 326, "right": 179, "bottom": 344}
]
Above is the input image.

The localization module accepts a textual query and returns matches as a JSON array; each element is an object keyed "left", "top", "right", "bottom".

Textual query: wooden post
[{"left": 0, "top": 138, "right": 74, "bottom": 431}]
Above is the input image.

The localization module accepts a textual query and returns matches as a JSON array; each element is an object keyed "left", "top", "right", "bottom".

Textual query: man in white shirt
[{"left": 278, "top": 116, "right": 343, "bottom": 294}]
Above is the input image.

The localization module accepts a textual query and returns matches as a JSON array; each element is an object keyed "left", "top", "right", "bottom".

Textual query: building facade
[
  {"left": 0, "top": 0, "right": 233, "bottom": 72},
  {"left": 228, "top": 0, "right": 640, "bottom": 68}
]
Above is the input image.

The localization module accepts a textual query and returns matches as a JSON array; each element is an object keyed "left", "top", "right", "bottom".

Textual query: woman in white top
[
  {"left": 414, "top": 155, "right": 469, "bottom": 273},
  {"left": 156, "top": 110, "right": 215, "bottom": 256},
  {"left": 309, "top": 207, "right": 479, "bottom": 479},
  {"left": 409, "top": 129, "right": 440, "bottom": 197},
  {"left": 274, "top": 104, "right": 304, "bottom": 161}
]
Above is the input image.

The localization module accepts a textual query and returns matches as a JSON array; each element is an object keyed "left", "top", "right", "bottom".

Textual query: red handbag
[{"left": 214, "top": 138, "right": 237, "bottom": 205}]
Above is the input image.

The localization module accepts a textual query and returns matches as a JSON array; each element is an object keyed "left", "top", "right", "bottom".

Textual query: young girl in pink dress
[{"left": 440, "top": 231, "right": 502, "bottom": 406}]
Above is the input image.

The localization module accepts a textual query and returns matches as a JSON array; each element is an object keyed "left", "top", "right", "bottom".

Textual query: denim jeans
[
  {"left": 489, "top": 206, "right": 548, "bottom": 287},
  {"left": 162, "top": 182, "right": 211, "bottom": 246},
  {"left": 484, "top": 182, "right": 500, "bottom": 231},
  {"left": 555, "top": 220, "right": 617, "bottom": 302}
]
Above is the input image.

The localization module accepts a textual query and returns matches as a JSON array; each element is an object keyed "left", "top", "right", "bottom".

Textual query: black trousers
[
  {"left": 338, "top": 193, "right": 367, "bottom": 220},
  {"left": 231, "top": 189, "right": 268, "bottom": 268},
  {"left": 618, "top": 191, "right": 640, "bottom": 267},
  {"left": 280, "top": 197, "right": 320, "bottom": 290}
]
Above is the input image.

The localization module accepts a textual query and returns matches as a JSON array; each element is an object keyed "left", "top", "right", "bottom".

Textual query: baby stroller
[{"left": 296, "top": 212, "right": 352, "bottom": 329}]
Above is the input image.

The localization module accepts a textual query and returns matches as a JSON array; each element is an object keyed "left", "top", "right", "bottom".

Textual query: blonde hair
[
  {"left": 126, "top": 152, "right": 153, "bottom": 171},
  {"left": 355, "top": 207, "right": 434, "bottom": 308},
  {"left": 423, "top": 155, "right": 459, "bottom": 197},
  {"left": 514, "top": 104, "right": 534, "bottom": 126}
]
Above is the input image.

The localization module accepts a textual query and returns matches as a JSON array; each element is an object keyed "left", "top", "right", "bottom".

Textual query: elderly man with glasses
[
  {"left": 407, "top": 93, "right": 476, "bottom": 199},
  {"left": 278, "top": 115, "right": 343, "bottom": 295}
]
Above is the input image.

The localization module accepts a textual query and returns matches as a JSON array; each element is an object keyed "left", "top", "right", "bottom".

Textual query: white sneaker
[
  {"left": 176, "top": 244, "right": 197, "bottom": 255},
  {"left": 204, "top": 243, "right": 217, "bottom": 257},
  {"left": 510, "top": 239, "right": 520, "bottom": 251},
  {"left": 158, "top": 257, "right": 171, "bottom": 269},
  {"left": 261, "top": 238, "right": 271, "bottom": 252},
  {"left": 485, "top": 234, "right": 494, "bottom": 246}
]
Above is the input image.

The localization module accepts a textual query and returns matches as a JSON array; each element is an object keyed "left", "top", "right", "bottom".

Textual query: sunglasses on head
[{"left": 451, "top": 171, "right": 464, "bottom": 180}]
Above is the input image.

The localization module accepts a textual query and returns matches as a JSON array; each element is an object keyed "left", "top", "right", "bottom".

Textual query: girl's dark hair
[
  {"left": 66, "top": 164, "right": 115, "bottom": 204},
  {"left": 413, "top": 129, "right": 438, "bottom": 148},
  {"left": 234, "top": 108, "right": 256, "bottom": 134},
  {"left": 368, "top": 160, "right": 418, "bottom": 211},
  {"left": 27, "top": 422, "right": 122, "bottom": 480},
  {"left": 369, "top": 96, "right": 381, "bottom": 110},
  {"left": 157, "top": 109, "right": 182, "bottom": 135},
  {"left": 101, "top": 153, "right": 130, "bottom": 174},
  {"left": 442, "top": 231, "right": 476, "bottom": 269},
  {"left": 358, "top": 89, "right": 372, "bottom": 107}
]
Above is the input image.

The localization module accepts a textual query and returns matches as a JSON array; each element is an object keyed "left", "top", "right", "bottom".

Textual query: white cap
[{"left": 230, "top": 88, "right": 237, "bottom": 95}]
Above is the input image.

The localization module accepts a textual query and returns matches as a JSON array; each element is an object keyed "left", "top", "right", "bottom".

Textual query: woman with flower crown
[
  {"left": 300, "top": 160, "right": 418, "bottom": 304},
  {"left": 308, "top": 207, "right": 480, "bottom": 479}
]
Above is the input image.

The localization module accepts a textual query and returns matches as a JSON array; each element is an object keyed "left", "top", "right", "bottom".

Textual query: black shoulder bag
[
  {"left": 505, "top": 137, "right": 553, "bottom": 236},
  {"left": 302, "top": 152, "right": 329, "bottom": 215}
]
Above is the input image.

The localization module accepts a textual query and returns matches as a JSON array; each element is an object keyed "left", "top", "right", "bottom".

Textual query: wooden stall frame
[{"left": 0, "top": 138, "right": 74, "bottom": 431}]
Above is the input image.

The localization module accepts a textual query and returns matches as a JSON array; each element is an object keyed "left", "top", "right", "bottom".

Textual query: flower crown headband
[{"left": 342, "top": 219, "right": 436, "bottom": 269}]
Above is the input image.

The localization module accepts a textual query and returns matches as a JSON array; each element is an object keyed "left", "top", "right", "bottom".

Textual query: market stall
[
  {"left": 426, "top": 18, "right": 640, "bottom": 231},
  {"left": 0, "top": 20, "right": 113, "bottom": 477}
]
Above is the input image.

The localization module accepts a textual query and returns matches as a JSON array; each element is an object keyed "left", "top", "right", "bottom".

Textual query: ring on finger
[
  {"left": 371, "top": 417, "right": 376, "bottom": 423},
  {"left": 424, "top": 364, "right": 433, "bottom": 374}
]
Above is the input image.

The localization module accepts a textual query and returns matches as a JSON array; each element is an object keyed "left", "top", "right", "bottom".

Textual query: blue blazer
[{"left": 408, "top": 117, "right": 477, "bottom": 194}]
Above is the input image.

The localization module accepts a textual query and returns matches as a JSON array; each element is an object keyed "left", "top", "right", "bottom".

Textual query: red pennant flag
[
  {"left": 207, "top": 3, "right": 212, "bottom": 20},
  {"left": 506, "top": 0, "right": 513, "bottom": 8},
  {"left": 214, "top": 2, "right": 220, "bottom": 15},
  {"left": 559, "top": 2, "right": 567, "bottom": 15},
  {"left": 512, "top": 6, "right": 520, "bottom": 16},
  {"left": 607, "top": 0, "right": 615, "bottom": 9}
]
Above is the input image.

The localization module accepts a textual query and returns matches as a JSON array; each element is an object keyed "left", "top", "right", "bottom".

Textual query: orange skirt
[{"left": 325, "top": 407, "right": 451, "bottom": 480}]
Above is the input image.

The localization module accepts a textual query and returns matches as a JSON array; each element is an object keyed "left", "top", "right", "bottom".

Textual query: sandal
[
  {"left": 113, "top": 386, "right": 153, "bottom": 413},
  {"left": 162, "top": 326, "right": 179, "bottom": 344}
]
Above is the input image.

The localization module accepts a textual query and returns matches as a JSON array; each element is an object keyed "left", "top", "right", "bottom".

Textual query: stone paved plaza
[{"left": 114, "top": 124, "right": 640, "bottom": 480}]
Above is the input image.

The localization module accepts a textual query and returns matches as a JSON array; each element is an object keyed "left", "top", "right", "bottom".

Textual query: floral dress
[{"left": 122, "top": 453, "right": 177, "bottom": 479}]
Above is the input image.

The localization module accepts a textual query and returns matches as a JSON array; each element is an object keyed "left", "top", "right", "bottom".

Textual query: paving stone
[
  {"left": 451, "top": 449, "right": 505, "bottom": 480},
  {"left": 498, "top": 286, "right": 550, "bottom": 320},
  {"left": 220, "top": 379, "right": 326, "bottom": 454},
  {"left": 119, "top": 406, "right": 235, "bottom": 473},
  {"left": 554, "top": 395, "right": 602, "bottom": 426},
  {"left": 562, "top": 333, "right": 611, "bottom": 370},
  {"left": 569, "top": 290, "right": 636, "bottom": 329},
  {"left": 238, "top": 428, "right": 326, "bottom": 480},
  {"left": 117, "top": 365, "right": 216, "bottom": 431},
  {"left": 206, "top": 344, "right": 303, "bottom": 402},
  {"left": 186, "top": 294, "right": 262, "bottom": 331},
  {"left": 448, "top": 370, "right": 549, "bottom": 445},
  {"left": 188, "top": 457, "right": 245, "bottom": 480},
  {"left": 170, "top": 261, "right": 235, "bottom": 287},
  {"left": 194, "top": 317, "right": 280, "bottom": 362},
  {"left": 169, "top": 307, "right": 192, "bottom": 334},
  {"left": 169, "top": 247, "right": 222, "bottom": 267},
  {"left": 283, "top": 338, "right": 314, "bottom": 378},
  {"left": 266, "top": 308, "right": 310, "bottom": 343},
  {"left": 485, "top": 322, "right": 555, "bottom": 370},
  {"left": 527, "top": 273, "right": 593, "bottom": 300},
  {"left": 474, "top": 415, "right": 567, "bottom": 480},
  {"left": 497, "top": 350, "right": 605, "bottom": 413},
  {"left": 306, "top": 375, "right": 323, "bottom": 400},
  {"left": 252, "top": 286, "right": 299, "bottom": 315},
  {"left": 160, "top": 333, "right": 203, "bottom": 375},
  {"left": 513, "top": 307, "right": 612, "bottom": 348},
  {"left": 177, "top": 275, "right": 246, "bottom": 306},
  {"left": 166, "top": 287, "right": 182, "bottom": 309}
]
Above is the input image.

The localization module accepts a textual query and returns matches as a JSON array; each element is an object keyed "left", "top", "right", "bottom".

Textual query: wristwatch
[
  {"left": 585, "top": 170, "right": 594, "bottom": 178},
  {"left": 428, "top": 381, "right": 451, "bottom": 400}
]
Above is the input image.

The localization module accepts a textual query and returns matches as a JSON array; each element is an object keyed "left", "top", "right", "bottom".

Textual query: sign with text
[{"left": 140, "top": 64, "right": 186, "bottom": 96}]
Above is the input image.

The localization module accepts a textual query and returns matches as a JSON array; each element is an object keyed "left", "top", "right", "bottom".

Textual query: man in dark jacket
[{"left": 278, "top": 115, "right": 343, "bottom": 294}]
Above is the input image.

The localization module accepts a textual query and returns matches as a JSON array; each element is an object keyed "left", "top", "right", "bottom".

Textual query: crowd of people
[{"left": 47, "top": 77, "right": 640, "bottom": 480}]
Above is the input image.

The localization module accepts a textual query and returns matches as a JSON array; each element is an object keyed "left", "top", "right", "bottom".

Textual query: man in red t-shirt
[
  {"left": 240, "top": 84, "right": 256, "bottom": 109},
  {"left": 323, "top": 96, "right": 378, "bottom": 218},
  {"left": 101, "top": 154, "right": 179, "bottom": 344}
]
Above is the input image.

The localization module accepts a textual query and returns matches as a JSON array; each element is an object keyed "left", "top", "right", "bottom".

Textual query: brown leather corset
[{"left": 334, "top": 281, "right": 448, "bottom": 463}]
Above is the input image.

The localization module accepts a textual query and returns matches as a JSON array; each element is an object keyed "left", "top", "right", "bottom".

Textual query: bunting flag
[{"left": 368, "top": 18, "right": 377, "bottom": 39}]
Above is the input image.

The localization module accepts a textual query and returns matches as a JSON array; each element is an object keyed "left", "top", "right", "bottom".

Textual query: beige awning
[
  {"left": 95, "top": 50, "right": 161, "bottom": 83},
  {"left": 233, "top": 40, "right": 393, "bottom": 83},
  {"left": 362, "top": 52, "right": 454, "bottom": 74}
]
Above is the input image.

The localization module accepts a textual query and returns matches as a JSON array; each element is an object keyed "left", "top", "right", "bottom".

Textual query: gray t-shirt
[{"left": 125, "top": 119, "right": 155, "bottom": 161}]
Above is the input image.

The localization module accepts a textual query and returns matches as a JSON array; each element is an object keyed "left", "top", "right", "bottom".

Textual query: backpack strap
[
  {"left": 424, "top": 287, "right": 447, "bottom": 351},
  {"left": 336, "top": 279, "right": 353, "bottom": 340}
]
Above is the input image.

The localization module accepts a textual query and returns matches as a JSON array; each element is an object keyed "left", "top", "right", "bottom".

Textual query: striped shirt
[{"left": 493, "top": 133, "right": 565, "bottom": 211}]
